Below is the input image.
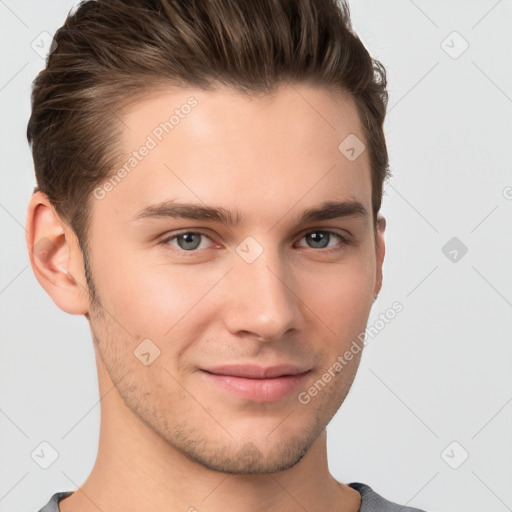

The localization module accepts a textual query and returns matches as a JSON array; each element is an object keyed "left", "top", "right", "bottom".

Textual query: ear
[
  {"left": 374, "top": 214, "right": 386, "bottom": 298},
  {"left": 25, "top": 191, "right": 90, "bottom": 315}
]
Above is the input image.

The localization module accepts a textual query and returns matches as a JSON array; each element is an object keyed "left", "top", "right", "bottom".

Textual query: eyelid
[
  {"left": 296, "top": 226, "right": 352, "bottom": 241},
  {"left": 160, "top": 229, "right": 220, "bottom": 249}
]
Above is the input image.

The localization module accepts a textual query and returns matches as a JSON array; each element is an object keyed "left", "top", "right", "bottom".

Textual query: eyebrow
[{"left": 132, "top": 199, "right": 368, "bottom": 226}]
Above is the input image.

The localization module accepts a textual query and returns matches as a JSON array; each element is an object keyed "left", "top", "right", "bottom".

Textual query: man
[{"left": 26, "top": 0, "right": 428, "bottom": 510}]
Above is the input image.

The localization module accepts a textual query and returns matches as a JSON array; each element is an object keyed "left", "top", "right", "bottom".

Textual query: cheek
[
  {"left": 299, "top": 255, "right": 375, "bottom": 336},
  {"left": 91, "top": 246, "right": 226, "bottom": 357},
  {"left": 92, "top": 245, "right": 184, "bottom": 325}
]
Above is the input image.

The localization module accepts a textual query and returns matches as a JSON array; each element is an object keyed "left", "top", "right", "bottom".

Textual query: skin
[{"left": 26, "top": 83, "right": 385, "bottom": 512}]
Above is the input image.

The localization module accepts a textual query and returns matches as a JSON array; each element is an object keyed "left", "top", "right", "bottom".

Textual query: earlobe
[{"left": 26, "top": 191, "right": 90, "bottom": 315}]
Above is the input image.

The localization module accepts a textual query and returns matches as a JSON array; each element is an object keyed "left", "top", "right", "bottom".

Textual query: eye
[
  {"left": 163, "top": 231, "right": 213, "bottom": 251},
  {"left": 296, "top": 230, "right": 347, "bottom": 250}
]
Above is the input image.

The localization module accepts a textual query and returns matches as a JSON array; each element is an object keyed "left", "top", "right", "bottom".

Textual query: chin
[
  {"left": 181, "top": 435, "right": 313, "bottom": 474},
  {"left": 163, "top": 410, "right": 327, "bottom": 475}
]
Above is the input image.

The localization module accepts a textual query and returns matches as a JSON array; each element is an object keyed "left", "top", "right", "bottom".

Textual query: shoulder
[
  {"left": 349, "top": 482, "right": 429, "bottom": 512},
  {"left": 35, "top": 491, "right": 73, "bottom": 512}
]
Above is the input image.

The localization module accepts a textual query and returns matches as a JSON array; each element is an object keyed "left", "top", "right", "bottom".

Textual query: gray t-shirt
[{"left": 36, "top": 482, "right": 428, "bottom": 511}]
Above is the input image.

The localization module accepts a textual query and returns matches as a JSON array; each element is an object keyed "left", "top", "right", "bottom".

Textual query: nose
[{"left": 222, "top": 247, "right": 298, "bottom": 343}]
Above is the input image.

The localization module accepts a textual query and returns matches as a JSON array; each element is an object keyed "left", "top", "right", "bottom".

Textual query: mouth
[{"left": 199, "top": 364, "right": 311, "bottom": 402}]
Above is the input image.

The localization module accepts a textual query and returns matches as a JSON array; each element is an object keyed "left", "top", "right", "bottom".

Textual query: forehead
[
  {"left": 94, "top": 83, "right": 371, "bottom": 228},
  {"left": 121, "top": 83, "right": 364, "bottom": 148}
]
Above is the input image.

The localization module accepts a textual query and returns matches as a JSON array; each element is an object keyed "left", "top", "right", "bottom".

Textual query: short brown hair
[{"left": 27, "top": 0, "right": 389, "bottom": 249}]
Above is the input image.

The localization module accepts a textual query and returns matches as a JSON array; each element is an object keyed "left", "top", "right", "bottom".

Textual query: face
[{"left": 83, "top": 83, "right": 384, "bottom": 473}]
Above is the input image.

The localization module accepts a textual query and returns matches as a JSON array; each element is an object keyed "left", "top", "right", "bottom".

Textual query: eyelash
[{"left": 159, "top": 229, "right": 352, "bottom": 255}]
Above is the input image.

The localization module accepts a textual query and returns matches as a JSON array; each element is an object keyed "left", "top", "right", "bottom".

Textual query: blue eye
[
  {"left": 298, "top": 231, "right": 346, "bottom": 250},
  {"left": 166, "top": 232, "right": 209, "bottom": 251}
]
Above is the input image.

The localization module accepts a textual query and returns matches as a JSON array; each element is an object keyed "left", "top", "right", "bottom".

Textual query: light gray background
[{"left": 1, "top": 1, "right": 511, "bottom": 511}]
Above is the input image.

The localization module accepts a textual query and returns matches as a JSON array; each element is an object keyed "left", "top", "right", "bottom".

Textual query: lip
[{"left": 200, "top": 364, "right": 310, "bottom": 402}]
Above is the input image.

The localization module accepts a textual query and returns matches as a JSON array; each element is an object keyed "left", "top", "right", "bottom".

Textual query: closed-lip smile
[{"left": 200, "top": 364, "right": 311, "bottom": 402}]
